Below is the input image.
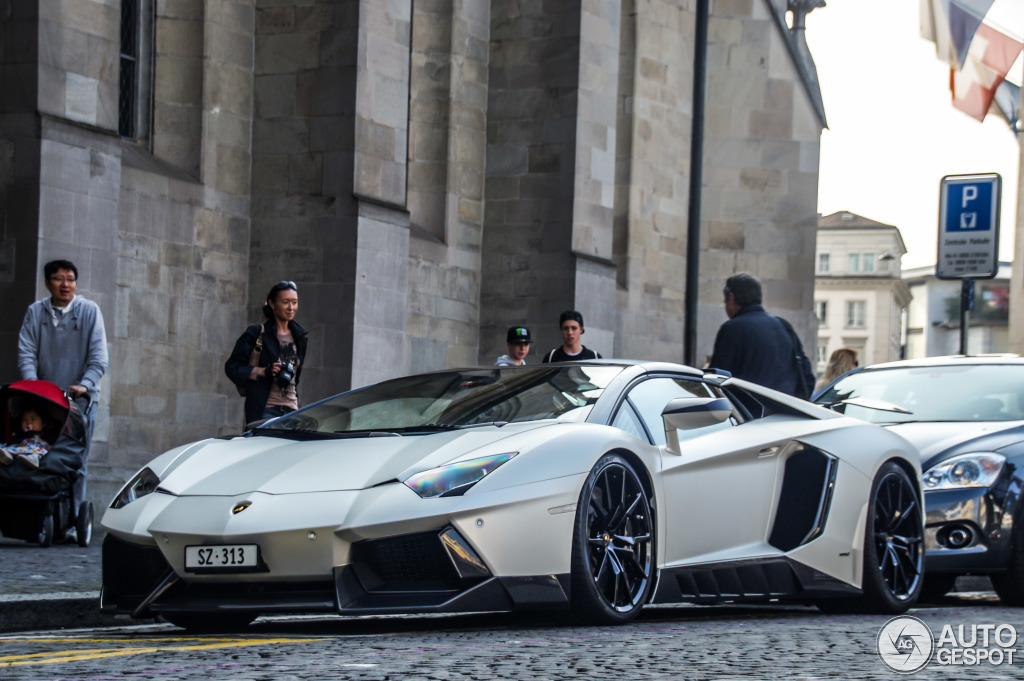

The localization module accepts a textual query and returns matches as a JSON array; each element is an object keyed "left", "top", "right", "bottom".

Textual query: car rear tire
[
  {"left": 817, "top": 461, "right": 923, "bottom": 614},
  {"left": 991, "top": 512, "right": 1024, "bottom": 606},
  {"left": 162, "top": 612, "right": 257, "bottom": 632},
  {"left": 570, "top": 453, "right": 654, "bottom": 625}
]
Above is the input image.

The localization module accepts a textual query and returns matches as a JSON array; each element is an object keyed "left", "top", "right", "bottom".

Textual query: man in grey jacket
[{"left": 17, "top": 259, "right": 108, "bottom": 538}]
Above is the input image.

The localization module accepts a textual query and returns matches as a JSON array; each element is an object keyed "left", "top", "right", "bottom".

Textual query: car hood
[
  {"left": 156, "top": 423, "right": 550, "bottom": 496},
  {"left": 886, "top": 421, "right": 1024, "bottom": 466}
]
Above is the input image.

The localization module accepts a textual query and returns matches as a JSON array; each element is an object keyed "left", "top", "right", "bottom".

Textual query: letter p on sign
[{"left": 962, "top": 186, "right": 978, "bottom": 208}]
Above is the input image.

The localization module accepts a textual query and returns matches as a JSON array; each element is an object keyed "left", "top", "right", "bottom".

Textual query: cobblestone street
[{"left": 0, "top": 599, "right": 1022, "bottom": 680}]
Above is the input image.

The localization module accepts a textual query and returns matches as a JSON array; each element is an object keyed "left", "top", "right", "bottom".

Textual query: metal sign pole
[{"left": 959, "top": 278, "right": 972, "bottom": 355}]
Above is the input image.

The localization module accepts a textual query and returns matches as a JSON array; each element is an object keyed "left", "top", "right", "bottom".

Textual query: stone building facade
[{"left": 0, "top": 0, "right": 825, "bottom": 505}]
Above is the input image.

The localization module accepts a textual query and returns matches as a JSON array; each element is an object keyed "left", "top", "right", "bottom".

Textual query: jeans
[
  {"left": 261, "top": 405, "right": 295, "bottom": 420},
  {"left": 71, "top": 396, "right": 94, "bottom": 520}
]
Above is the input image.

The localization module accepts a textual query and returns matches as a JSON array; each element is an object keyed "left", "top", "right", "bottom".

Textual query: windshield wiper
[
  {"left": 825, "top": 396, "right": 913, "bottom": 415},
  {"left": 382, "top": 422, "right": 509, "bottom": 433},
  {"left": 334, "top": 422, "right": 509, "bottom": 435}
]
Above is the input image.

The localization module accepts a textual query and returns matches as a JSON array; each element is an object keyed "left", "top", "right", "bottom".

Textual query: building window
[
  {"left": 846, "top": 301, "right": 866, "bottom": 328},
  {"left": 816, "top": 344, "right": 828, "bottom": 371},
  {"left": 848, "top": 252, "right": 876, "bottom": 273},
  {"left": 118, "top": 0, "right": 138, "bottom": 138},
  {"left": 817, "top": 252, "right": 830, "bottom": 274},
  {"left": 814, "top": 300, "right": 828, "bottom": 326},
  {"left": 118, "top": 0, "right": 153, "bottom": 141}
]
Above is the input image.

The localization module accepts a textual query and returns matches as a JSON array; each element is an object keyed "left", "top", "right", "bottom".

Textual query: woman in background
[
  {"left": 225, "top": 281, "right": 308, "bottom": 426},
  {"left": 816, "top": 347, "right": 858, "bottom": 392}
]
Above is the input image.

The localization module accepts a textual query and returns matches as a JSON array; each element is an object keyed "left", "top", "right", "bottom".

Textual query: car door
[{"left": 617, "top": 376, "right": 791, "bottom": 568}]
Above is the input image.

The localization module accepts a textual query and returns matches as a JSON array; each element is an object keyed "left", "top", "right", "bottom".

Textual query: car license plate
[{"left": 185, "top": 544, "right": 259, "bottom": 570}]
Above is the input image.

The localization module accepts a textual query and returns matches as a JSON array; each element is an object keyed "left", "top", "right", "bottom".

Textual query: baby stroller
[{"left": 0, "top": 379, "right": 93, "bottom": 547}]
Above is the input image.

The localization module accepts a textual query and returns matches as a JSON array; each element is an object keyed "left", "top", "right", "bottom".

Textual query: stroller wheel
[
  {"left": 38, "top": 513, "right": 54, "bottom": 547},
  {"left": 76, "top": 501, "right": 94, "bottom": 547}
]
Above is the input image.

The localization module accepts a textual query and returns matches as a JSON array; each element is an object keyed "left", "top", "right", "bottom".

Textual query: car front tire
[
  {"left": 570, "top": 453, "right": 654, "bottom": 625},
  {"left": 818, "top": 462, "right": 924, "bottom": 614}
]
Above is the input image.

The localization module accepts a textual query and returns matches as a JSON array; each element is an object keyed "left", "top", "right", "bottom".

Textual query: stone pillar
[
  {"left": 252, "top": 0, "right": 410, "bottom": 395},
  {"left": 406, "top": 0, "right": 490, "bottom": 373},
  {"left": 696, "top": 0, "right": 822, "bottom": 361},
  {"left": 481, "top": 0, "right": 621, "bottom": 359}
]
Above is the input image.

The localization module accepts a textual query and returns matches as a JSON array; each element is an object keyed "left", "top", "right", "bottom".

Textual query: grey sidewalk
[{"left": 0, "top": 532, "right": 117, "bottom": 632}]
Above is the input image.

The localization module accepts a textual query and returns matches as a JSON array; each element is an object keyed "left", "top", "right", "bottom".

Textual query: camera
[{"left": 276, "top": 361, "right": 296, "bottom": 388}]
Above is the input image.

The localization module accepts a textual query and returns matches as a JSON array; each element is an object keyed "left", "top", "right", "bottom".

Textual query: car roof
[{"left": 856, "top": 354, "right": 1024, "bottom": 372}]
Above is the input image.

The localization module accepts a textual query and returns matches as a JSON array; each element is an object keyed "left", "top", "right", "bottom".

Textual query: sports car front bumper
[
  {"left": 101, "top": 526, "right": 574, "bottom": 618},
  {"left": 100, "top": 473, "right": 585, "bottom": 619}
]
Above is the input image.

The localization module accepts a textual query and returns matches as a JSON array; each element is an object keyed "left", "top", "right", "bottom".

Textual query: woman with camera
[{"left": 225, "top": 281, "right": 308, "bottom": 426}]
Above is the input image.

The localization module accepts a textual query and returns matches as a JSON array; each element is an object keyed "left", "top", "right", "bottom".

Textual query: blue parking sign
[{"left": 937, "top": 173, "right": 1000, "bottom": 279}]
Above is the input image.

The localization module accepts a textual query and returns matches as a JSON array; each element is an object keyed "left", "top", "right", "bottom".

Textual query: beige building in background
[{"left": 814, "top": 211, "right": 910, "bottom": 370}]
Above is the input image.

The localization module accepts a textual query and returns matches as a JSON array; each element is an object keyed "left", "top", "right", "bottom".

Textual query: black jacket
[
  {"left": 225, "top": 320, "right": 308, "bottom": 426},
  {"left": 708, "top": 304, "right": 812, "bottom": 397}
]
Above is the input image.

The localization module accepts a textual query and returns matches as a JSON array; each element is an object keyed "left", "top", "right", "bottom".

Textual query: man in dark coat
[{"left": 708, "top": 273, "right": 814, "bottom": 398}]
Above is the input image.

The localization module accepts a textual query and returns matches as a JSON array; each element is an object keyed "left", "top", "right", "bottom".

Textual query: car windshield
[
  {"left": 259, "top": 365, "right": 625, "bottom": 435},
  {"left": 814, "top": 363, "right": 1024, "bottom": 424}
]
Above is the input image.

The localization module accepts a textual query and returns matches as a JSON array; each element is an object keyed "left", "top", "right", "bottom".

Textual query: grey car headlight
[
  {"left": 403, "top": 453, "right": 516, "bottom": 498},
  {"left": 923, "top": 453, "right": 1005, "bottom": 490},
  {"left": 110, "top": 467, "right": 161, "bottom": 509}
]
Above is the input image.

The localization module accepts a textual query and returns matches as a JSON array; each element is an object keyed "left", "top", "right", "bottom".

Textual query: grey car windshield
[
  {"left": 261, "top": 365, "right": 625, "bottom": 434},
  {"left": 815, "top": 364, "right": 1024, "bottom": 424}
]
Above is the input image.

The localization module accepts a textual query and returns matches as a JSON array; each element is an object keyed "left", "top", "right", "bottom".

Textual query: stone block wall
[
  {"left": 480, "top": 0, "right": 585, "bottom": 359},
  {"left": 696, "top": 0, "right": 821, "bottom": 359},
  {"left": 406, "top": 0, "right": 490, "bottom": 373},
  {"left": 615, "top": 0, "right": 695, "bottom": 362},
  {"left": 250, "top": 0, "right": 361, "bottom": 403},
  {"left": 35, "top": 0, "right": 119, "bottom": 132}
]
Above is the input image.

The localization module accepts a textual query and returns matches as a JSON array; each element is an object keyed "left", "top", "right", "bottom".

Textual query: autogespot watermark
[{"left": 877, "top": 616, "right": 1019, "bottom": 673}]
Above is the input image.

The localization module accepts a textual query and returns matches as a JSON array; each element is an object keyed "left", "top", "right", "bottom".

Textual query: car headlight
[
  {"left": 923, "top": 453, "right": 1005, "bottom": 490},
  {"left": 110, "top": 467, "right": 161, "bottom": 509},
  {"left": 403, "top": 453, "right": 516, "bottom": 499}
]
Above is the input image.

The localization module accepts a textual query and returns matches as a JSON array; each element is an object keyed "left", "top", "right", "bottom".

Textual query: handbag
[{"left": 235, "top": 332, "right": 264, "bottom": 397}]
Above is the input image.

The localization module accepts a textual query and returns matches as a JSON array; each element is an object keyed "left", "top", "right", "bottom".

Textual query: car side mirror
[{"left": 661, "top": 397, "right": 732, "bottom": 455}]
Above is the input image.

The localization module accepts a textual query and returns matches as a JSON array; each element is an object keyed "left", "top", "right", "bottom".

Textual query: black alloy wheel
[
  {"left": 570, "top": 453, "right": 654, "bottom": 624},
  {"left": 817, "top": 461, "right": 924, "bottom": 614},
  {"left": 871, "top": 464, "right": 924, "bottom": 604}
]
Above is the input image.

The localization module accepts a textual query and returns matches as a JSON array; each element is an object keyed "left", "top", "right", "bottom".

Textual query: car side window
[
  {"left": 611, "top": 401, "right": 648, "bottom": 442},
  {"left": 626, "top": 377, "right": 734, "bottom": 446}
]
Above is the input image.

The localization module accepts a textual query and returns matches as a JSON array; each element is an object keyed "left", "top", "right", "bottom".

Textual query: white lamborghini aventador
[{"left": 101, "top": 361, "right": 924, "bottom": 629}]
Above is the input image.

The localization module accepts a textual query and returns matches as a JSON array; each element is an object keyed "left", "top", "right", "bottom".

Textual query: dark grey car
[{"left": 814, "top": 355, "right": 1024, "bottom": 604}]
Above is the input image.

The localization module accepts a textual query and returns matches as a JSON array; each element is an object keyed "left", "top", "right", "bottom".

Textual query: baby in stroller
[{"left": 0, "top": 406, "right": 52, "bottom": 469}]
